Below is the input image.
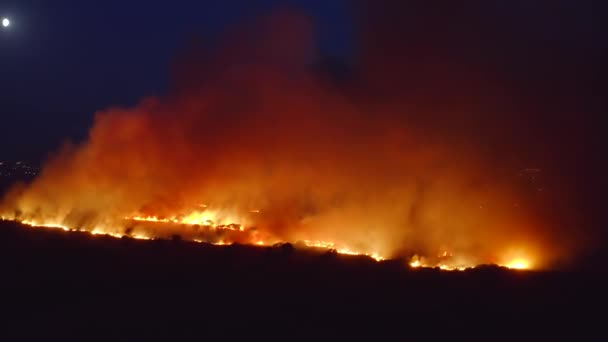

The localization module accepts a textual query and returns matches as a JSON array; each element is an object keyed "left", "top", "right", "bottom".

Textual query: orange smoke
[{"left": 0, "top": 9, "right": 581, "bottom": 270}]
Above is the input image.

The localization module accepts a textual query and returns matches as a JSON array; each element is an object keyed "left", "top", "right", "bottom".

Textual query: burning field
[{"left": 0, "top": 7, "right": 594, "bottom": 272}]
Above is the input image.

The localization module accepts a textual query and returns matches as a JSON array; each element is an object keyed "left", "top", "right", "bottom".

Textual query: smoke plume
[{"left": 3, "top": 4, "right": 600, "bottom": 269}]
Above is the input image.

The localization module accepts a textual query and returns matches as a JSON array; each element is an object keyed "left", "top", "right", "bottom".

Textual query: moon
[{"left": 2, "top": 18, "right": 9, "bottom": 28}]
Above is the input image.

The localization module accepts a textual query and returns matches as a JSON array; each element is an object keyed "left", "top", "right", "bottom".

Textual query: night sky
[{"left": 0, "top": 0, "right": 355, "bottom": 161}]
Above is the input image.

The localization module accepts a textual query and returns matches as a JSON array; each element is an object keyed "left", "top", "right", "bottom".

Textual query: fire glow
[
  {"left": 0, "top": 10, "right": 559, "bottom": 273},
  {"left": 1, "top": 214, "right": 531, "bottom": 270},
  {"left": 506, "top": 259, "right": 531, "bottom": 270}
]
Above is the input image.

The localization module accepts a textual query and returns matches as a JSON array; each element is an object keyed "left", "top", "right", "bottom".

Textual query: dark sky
[
  {"left": 0, "top": 0, "right": 354, "bottom": 161},
  {"left": 0, "top": 0, "right": 605, "bottom": 163}
]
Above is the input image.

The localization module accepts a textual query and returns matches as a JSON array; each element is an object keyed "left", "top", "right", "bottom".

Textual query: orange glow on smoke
[{"left": 0, "top": 10, "right": 571, "bottom": 272}]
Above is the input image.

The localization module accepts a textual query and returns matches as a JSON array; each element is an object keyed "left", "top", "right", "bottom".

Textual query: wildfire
[
  {"left": 0, "top": 215, "right": 535, "bottom": 271},
  {"left": 0, "top": 10, "right": 571, "bottom": 278},
  {"left": 126, "top": 213, "right": 387, "bottom": 261}
]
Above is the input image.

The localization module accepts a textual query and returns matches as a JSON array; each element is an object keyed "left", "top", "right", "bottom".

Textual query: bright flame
[
  {"left": 129, "top": 209, "right": 247, "bottom": 231},
  {"left": 505, "top": 258, "right": 530, "bottom": 270},
  {"left": 408, "top": 254, "right": 472, "bottom": 271}
]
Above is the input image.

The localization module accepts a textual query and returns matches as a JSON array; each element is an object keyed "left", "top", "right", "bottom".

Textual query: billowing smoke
[{"left": 2, "top": 4, "right": 599, "bottom": 269}]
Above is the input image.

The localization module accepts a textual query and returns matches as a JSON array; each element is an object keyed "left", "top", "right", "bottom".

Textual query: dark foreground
[{"left": 0, "top": 220, "right": 605, "bottom": 339}]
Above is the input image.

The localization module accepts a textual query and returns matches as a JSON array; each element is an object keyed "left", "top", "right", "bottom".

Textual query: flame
[
  {"left": 1, "top": 215, "right": 534, "bottom": 271},
  {"left": 9, "top": 218, "right": 152, "bottom": 240},
  {"left": 299, "top": 240, "right": 384, "bottom": 261},
  {"left": 505, "top": 259, "right": 530, "bottom": 270},
  {"left": 21, "top": 220, "right": 71, "bottom": 231},
  {"left": 129, "top": 209, "right": 248, "bottom": 231},
  {"left": 302, "top": 240, "right": 335, "bottom": 249}
]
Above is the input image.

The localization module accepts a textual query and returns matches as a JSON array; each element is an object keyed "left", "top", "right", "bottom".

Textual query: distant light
[{"left": 2, "top": 18, "right": 10, "bottom": 28}]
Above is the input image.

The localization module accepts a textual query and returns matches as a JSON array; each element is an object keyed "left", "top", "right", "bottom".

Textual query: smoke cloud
[{"left": 3, "top": 3, "right": 601, "bottom": 269}]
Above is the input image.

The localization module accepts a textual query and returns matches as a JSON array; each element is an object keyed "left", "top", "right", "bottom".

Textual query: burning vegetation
[{"left": 0, "top": 7, "right": 591, "bottom": 271}]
